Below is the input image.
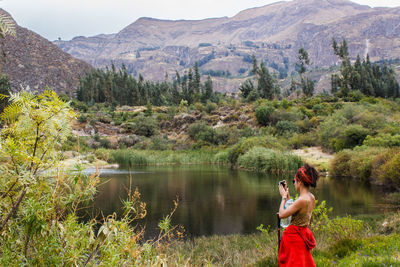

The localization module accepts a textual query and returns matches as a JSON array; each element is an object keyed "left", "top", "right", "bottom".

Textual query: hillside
[
  {"left": 55, "top": 0, "right": 400, "bottom": 92},
  {"left": 0, "top": 9, "right": 93, "bottom": 94}
]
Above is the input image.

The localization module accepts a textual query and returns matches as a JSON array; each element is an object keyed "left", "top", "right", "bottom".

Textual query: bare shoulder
[
  {"left": 294, "top": 196, "right": 308, "bottom": 206},
  {"left": 309, "top": 193, "right": 316, "bottom": 208}
]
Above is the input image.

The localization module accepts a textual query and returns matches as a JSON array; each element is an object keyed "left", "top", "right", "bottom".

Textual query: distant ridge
[
  {"left": 55, "top": 0, "right": 400, "bottom": 93},
  {"left": 0, "top": 9, "right": 93, "bottom": 94}
]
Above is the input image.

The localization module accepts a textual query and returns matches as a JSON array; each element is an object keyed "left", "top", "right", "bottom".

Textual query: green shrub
[
  {"left": 377, "top": 151, "right": 400, "bottom": 188},
  {"left": 133, "top": 115, "right": 158, "bottom": 137},
  {"left": 330, "top": 147, "right": 387, "bottom": 181},
  {"left": 312, "top": 201, "right": 363, "bottom": 244},
  {"left": 237, "top": 146, "right": 302, "bottom": 174},
  {"left": 363, "top": 133, "right": 400, "bottom": 147},
  {"left": 213, "top": 151, "right": 229, "bottom": 165},
  {"left": 275, "top": 120, "right": 299, "bottom": 135},
  {"left": 255, "top": 105, "right": 275, "bottom": 126},
  {"left": 344, "top": 90, "right": 363, "bottom": 102},
  {"left": 150, "top": 136, "right": 171, "bottom": 150},
  {"left": 111, "top": 150, "right": 149, "bottom": 166},
  {"left": 215, "top": 126, "right": 231, "bottom": 145},
  {"left": 227, "top": 135, "right": 283, "bottom": 166},
  {"left": 78, "top": 114, "right": 87, "bottom": 123},
  {"left": 205, "top": 101, "right": 217, "bottom": 114},
  {"left": 329, "top": 239, "right": 362, "bottom": 258},
  {"left": 312, "top": 103, "right": 333, "bottom": 116},
  {"left": 194, "top": 102, "right": 204, "bottom": 112},
  {"left": 287, "top": 133, "right": 318, "bottom": 149},
  {"left": 188, "top": 122, "right": 217, "bottom": 144},
  {"left": 340, "top": 124, "right": 370, "bottom": 150},
  {"left": 330, "top": 150, "right": 353, "bottom": 177}
]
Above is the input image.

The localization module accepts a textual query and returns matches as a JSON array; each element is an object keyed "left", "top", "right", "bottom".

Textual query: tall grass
[
  {"left": 98, "top": 148, "right": 228, "bottom": 168},
  {"left": 161, "top": 211, "right": 400, "bottom": 266},
  {"left": 237, "top": 146, "right": 303, "bottom": 174}
]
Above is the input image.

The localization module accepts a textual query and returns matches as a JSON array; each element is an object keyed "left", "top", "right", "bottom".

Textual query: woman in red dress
[{"left": 278, "top": 164, "right": 319, "bottom": 267}]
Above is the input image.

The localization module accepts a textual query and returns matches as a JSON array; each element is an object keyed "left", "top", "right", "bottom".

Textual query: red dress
[{"left": 279, "top": 225, "right": 316, "bottom": 267}]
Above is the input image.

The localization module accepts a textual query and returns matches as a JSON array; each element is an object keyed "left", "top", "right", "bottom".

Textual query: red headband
[{"left": 295, "top": 166, "right": 312, "bottom": 185}]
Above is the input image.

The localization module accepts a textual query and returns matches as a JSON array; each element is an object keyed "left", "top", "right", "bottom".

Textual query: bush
[
  {"left": 363, "top": 133, "right": 400, "bottom": 147},
  {"left": 205, "top": 102, "right": 217, "bottom": 114},
  {"left": 275, "top": 120, "right": 299, "bottom": 135},
  {"left": 329, "top": 125, "right": 371, "bottom": 151},
  {"left": 344, "top": 90, "right": 363, "bottom": 102},
  {"left": 150, "top": 136, "right": 171, "bottom": 150},
  {"left": 78, "top": 114, "right": 87, "bottom": 123},
  {"left": 312, "top": 103, "right": 332, "bottom": 116},
  {"left": 237, "top": 146, "right": 303, "bottom": 174},
  {"left": 194, "top": 102, "right": 204, "bottom": 112},
  {"left": 188, "top": 122, "right": 216, "bottom": 144},
  {"left": 255, "top": 105, "right": 275, "bottom": 126},
  {"left": 377, "top": 151, "right": 400, "bottom": 188},
  {"left": 330, "top": 149, "right": 354, "bottom": 177},
  {"left": 330, "top": 147, "right": 388, "bottom": 181},
  {"left": 311, "top": 201, "right": 363, "bottom": 245},
  {"left": 133, "top": 115, "right": 158, "bottom": 137},
  {"left": 287, "top": 133, "right": 318, "bottom": 149}
]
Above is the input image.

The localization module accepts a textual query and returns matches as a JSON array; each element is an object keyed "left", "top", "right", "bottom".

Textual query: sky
[{"left": 1, "top": 0, "right": 399, "bottom": 41}]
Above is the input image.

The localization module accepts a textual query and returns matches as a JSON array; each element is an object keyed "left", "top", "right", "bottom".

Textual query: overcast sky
[{"left": 1, "top": 0, "right": 399, "bottom": 41}]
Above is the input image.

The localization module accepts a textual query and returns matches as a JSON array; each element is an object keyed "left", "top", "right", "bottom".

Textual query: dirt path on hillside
[{"left": 291, "top": 147, "right": 333, "bottom": 172}]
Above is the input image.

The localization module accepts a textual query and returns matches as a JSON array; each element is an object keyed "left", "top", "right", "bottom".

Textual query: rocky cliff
[
  {"left": 0, "top": 9, "right": 93, "bottom": 94},
  {"left": 55, "top": 0, "right": 400, "bottom": 92}
]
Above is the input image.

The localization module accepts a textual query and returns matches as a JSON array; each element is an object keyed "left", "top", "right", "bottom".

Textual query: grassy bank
[
  {"left": 159, "top": 211, "right": 400, "bottom": 266},
  {"left": 94, "top": 147, "right": 303, "bottom": 174}
]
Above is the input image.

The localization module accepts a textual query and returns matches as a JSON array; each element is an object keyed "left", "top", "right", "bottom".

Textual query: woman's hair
[{"left": 296, "top": 163, "right": 319, "bottom": 188}]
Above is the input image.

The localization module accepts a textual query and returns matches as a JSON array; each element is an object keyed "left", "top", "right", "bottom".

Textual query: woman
[{"left": 278, "top": 164, "right": 319, "bottom": 267}]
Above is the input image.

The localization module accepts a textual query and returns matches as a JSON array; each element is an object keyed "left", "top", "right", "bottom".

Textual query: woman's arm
[
  {"left": 278, "top": 185, "right": 305, "bottom": 219},
  {"left": 279, "top": 198, "right": 305, "bottom": 218}
]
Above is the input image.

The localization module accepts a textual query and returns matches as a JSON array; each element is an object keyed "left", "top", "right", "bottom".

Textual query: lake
[{"left": 82, "top": 165, "right": 392, "bottom": 239}]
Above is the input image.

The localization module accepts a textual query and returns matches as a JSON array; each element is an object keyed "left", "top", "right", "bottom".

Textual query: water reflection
[{"left": 81, "top": 165, "right": 391, "bottom": 239}]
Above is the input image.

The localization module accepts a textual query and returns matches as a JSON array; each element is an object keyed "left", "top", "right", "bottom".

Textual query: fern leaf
[
  {"left": 0, "top": 13, "right": 16, "bottom": 38},
  {"left": 0, "top": 102, "right": 22, "bottom": 123},
  {"left": 0, "top": 93, "right": 8, "bottom": 100}
]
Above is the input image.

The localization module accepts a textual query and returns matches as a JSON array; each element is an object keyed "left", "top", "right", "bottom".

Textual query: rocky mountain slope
[
  {"left": 55, "top": 0, "right": 400, "bottom": 93},
  {"left": 0, "top": 9, "right": 93, "bottom": 94}
]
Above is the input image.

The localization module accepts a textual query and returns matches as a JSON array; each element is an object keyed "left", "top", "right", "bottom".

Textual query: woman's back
[{"left": 290, "top": 193, "right": 315, "bottom": 227}]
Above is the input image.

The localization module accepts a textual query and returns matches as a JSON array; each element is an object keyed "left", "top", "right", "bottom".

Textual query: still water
[{"left": 82, "top": 165, "right": 391, "bottom": 239}]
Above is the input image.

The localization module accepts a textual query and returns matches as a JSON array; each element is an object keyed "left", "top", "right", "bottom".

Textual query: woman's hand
[{"left": 279, "top": 182, "right": 289, "bottom": 199}]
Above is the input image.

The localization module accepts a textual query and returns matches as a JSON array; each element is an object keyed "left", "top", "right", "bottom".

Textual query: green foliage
[
  {"left": 311, "top": 200, "right": 364, "bottom": 246},
  {"left": 0, "top": 12, "right": 16, "bottom": 38},
  {"left": 132, "top": 114, "right": 158, "bottom": 137},
  {"left": 237, "top": 146, "right": 302, "bottom": 174},
  {"left": 275, "top": 120, "right": 299, "bottom": 135},
  {"left": 329, "top": 147, "right": 394, "bottom": 181},
  {"left": 377, "top": 151, "right": 400, "bottom": 188},
  {"left": 77, "top": 62, "right": 214, "bottom": 107},
  {"left": 363, "top": 133, "right": 400, "bottom": 147},
  {"left": 255, "top": 104, "right": 275, "bottom": 126},
  {"left": 78, "top": 114, "right": 87, "bottom": 123},
  {"left": 205, "top": 101, "right": 218, "bottom": 114},
  {"left": 332, "top": 38, "right": 400, "bottom": 98},
  {"left": 333, "top": 124, "right": 370, "bottom": 151}
]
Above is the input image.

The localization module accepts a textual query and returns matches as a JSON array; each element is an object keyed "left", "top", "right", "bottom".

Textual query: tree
[
  {"left": 202, "top": 75, "right": 213, "bottom": 103},
  {"left": 332, "top": 38, "right": 399, "bottom": 98},
  {"left": 239, "top": 79, "right": 254, "bottom": 99},
  {"left": 257, "top": 62, "right": 280, "bottom": 100},
  {"left": 296, "top": 48, "right": 315, "bottom": 97},
  {"left": 0, "top": 90, "right": 176, "bottom": 265}
]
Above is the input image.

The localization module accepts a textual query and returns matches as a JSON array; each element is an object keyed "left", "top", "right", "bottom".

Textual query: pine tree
[{"left": 296, "top": 48, "right": 315, "bottom": 97}]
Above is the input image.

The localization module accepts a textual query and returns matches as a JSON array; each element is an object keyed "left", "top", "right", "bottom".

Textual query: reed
[{"left": 237, "top": 146, "right": 303, "bottom": 174}]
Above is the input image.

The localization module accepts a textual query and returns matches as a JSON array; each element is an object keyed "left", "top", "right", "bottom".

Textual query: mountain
[
  {"left": 0, "top": 9, "right": 92, "bottom": 94},
  {"left": 55, "top": 0, "right": 400, "bottom": 93}
]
